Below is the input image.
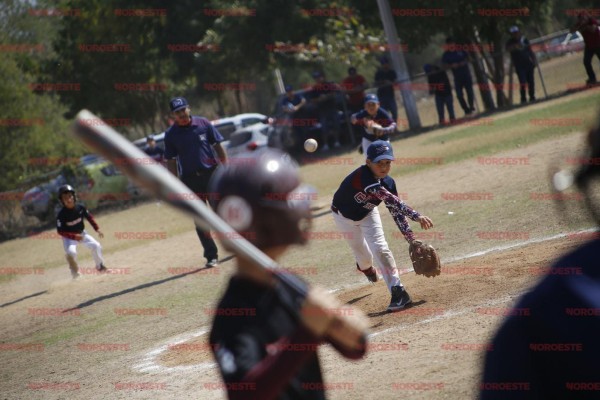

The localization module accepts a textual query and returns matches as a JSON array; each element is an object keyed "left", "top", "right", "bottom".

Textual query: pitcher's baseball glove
[{"left": 409, "top": 240, "right": 441, "bottom": 277}]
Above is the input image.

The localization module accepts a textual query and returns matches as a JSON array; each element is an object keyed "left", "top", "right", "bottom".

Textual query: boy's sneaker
[
  {"left": 206, "top": 259, "right": 218, "bottom": 268},
  {"left": 387, "top": 286, "right": 412, "bottom": 312},
  {"left": 96, "top": 264, "right": 108, "bottom": 273},
  {"left": 71, "top": 271, "right": 82, "bottom": 280},
  {"left": 357, "top": 264, "right": 378, "bottom": 283}
]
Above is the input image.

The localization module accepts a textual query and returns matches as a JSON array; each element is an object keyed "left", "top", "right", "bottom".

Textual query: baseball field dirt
[{"left": 1, "top": 93, "right": 599, "bottom": 399}]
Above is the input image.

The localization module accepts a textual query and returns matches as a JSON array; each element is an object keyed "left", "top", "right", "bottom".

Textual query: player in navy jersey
[
  {"left": 350, "top": 94, "right": 397, "bottom": 155},
  {"left": 164, "top": 97, "right": 227, "bottom": 268},
  {"left": 331, "top": 141, "right": 434, "bottom": 311},
  {"left": 56, "top": 184, "right": 107, "bottom": 279}
]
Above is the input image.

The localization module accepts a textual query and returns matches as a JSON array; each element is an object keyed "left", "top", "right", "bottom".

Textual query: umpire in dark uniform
[{"left": 164, "top": 97, "right": 227, "bottom": 268}]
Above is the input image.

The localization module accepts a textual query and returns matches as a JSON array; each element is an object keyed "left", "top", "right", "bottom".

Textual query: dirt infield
[{"left": 0, "top": 123, "right": 597, "bottom": 399}]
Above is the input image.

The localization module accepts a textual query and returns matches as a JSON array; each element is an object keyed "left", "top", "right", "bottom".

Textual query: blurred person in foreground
[
  {"left": 480, "top": 109, "right": 600, "bottom": 399},
  {"left": 208, "top": 149, "right": 367, "bottom": 399},
  {"left": 570, "top": 11, "right": 600, "bottom": 86}
]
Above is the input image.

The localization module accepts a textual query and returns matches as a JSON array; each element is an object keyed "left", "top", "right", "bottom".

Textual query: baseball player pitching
[{"left": 331, "top": 141, "right": 434, "bottom": 311}]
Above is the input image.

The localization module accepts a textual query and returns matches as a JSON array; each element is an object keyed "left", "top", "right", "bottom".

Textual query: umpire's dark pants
[
  {"left": 181, "top": 170, "right": 218, "bottom": 261},
  {"left": 516, "top": 66, "right": 535, "bottom": 102}
]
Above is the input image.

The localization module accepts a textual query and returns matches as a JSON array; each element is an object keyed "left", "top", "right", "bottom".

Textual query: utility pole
[{"left": 376, "top": 0, "right": 421, "bottom": 129}]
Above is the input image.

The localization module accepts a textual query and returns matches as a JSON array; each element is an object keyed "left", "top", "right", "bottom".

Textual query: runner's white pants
[
  {"left": 332, "top": 206, "right": 401, "bottom": 291},
  {"left": 62, "top": 231, "right": 104, "bottom": 268}
]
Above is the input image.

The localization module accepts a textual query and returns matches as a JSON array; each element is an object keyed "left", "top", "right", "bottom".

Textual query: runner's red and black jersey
[{"left": 56, "top": 204, "right": 99, "bottom": 240}]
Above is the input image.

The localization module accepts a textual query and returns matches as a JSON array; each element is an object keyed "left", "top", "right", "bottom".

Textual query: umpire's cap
[
  {"left": 209, "top": 149, "right": 314, "bottom": 249},
  {"left": 169, "top": 97, "right": 189, "bottom": 112}
]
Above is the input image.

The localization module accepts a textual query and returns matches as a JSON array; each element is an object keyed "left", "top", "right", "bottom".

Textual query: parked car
[
  {"left": 225, "top": 122, "right": 272, "bottom": 157},
  {"left": 546, "top": 31, "right": 584, "bottom": 58}
]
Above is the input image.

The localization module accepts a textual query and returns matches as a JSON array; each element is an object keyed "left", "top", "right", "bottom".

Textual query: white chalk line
[
  {"left": 131, "top": 328, "right": 215, "bottom": 375},
  {"left": 131, "top": 228, "right": 594, "bottom": 375}
]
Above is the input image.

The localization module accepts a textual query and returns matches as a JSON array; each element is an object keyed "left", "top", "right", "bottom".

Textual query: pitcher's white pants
[
  {"left": 332, "top": 206, "right": 401, "bottom": 291},
  {"left": 62, "top": 231, "right": 104, "bottom": 268}
]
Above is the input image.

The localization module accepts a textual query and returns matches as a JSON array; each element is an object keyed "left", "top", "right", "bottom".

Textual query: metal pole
[{"left": 376, "top": 0, "right": 421, "bottom": 129}]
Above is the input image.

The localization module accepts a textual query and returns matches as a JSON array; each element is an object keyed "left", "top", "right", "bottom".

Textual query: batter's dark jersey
[
  {"left": 164, "top": 116, "right": 224, "bottom": 176},
  {"left": 481, "top": 239, "right": 600, "bottom": 399},
  {"left": 210, "top": 276, "right": 325, "bottom": 400},
  {"left": 56, "top": 204, "right": 99, "bottom": 240},
  {"left": 352, "top": 108, "right": 395, "bottom": 142},
  {"left": 332, "top": 165, "right": 399, "bottom": 221}
]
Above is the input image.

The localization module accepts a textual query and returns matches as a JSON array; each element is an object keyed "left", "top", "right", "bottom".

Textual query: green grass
[{"left": 395, "top": 93, "right": 600, "bottom": 176}]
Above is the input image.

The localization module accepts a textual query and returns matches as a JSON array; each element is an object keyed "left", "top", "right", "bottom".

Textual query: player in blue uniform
[
  {"left": 164, "top": 97, "right": 227, "bottom": 268},
  {"left": 350, "top": 94, "right": 397, "bottom": 155},
  {"left": 56, "top": 184, "right": 107, "bottom": 279},
  {"left": 331, "top": 141, "right": 434, "bottom": 311}
]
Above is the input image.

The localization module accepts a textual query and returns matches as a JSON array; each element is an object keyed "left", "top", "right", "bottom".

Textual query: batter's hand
[
  {"left": 74, "top": 233, "right": 83, "bottom": 241},
  {"left": 96, "top": 230, "right": 104, "bottom": 239},
  {"left": 418, "top": 215, "right": 434, "bottom": 230}
]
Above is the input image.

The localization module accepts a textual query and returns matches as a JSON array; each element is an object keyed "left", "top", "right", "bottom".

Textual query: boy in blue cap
[
  {"left": 331, "top": 140, "right": 434, "bottom": 311},
  {"left": 350, "top": 94, "right": 397, "bottom": 154}
]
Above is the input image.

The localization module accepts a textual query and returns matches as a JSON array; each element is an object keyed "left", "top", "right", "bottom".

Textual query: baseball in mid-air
[{"left": 304, "top": 138, "right": 318, "bottom": 153}]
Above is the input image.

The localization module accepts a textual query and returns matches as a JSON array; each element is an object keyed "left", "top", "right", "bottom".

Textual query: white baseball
[{"left": 304, "top": 138, "right": 318, "bottom": 153}]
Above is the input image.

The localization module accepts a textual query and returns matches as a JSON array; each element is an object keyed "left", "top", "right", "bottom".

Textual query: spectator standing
[
  {"left": 441, "top": 37, "right": 475, "bottom": 115},
  {"left": 505, "top": 26, "right": 537, "bottom": 104},
  {"left": 424, "top": 64, "right": 456, "bottom": 125},
  {"left": 374, "top": 57, "right": 398, "bottom": 125},
  {"left": 144, "top": 135, "right": 164, "bottom": 164},
  {"left": 570, "top": 11, "right": 600, "bottom": 85},
  {"left": 310, "top": 71, "right": 341, "bottom": 151}
]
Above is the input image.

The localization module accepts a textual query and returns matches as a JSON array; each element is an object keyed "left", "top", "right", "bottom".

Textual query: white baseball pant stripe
[
  {"left": 332, "top": 206, "right": 401, "bottom": 291},
  {"left": 62, "top": 231, "right": 104, "bottom": 268}
]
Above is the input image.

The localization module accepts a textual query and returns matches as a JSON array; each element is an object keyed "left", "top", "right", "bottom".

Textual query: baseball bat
[{"left": 71, "top": 110, "right": 368, "bottom": 357}]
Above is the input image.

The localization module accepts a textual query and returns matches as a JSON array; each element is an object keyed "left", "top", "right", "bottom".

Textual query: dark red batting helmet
[{"left": 209, "top": 149, "right": 314, "bottom": 249}]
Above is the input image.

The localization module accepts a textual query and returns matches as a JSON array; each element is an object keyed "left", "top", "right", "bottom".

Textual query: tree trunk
[{"left": 469, "top": 30, "right": 496, "bottom": 111}]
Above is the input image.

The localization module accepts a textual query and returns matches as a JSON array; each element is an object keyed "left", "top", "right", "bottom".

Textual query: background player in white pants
[
  {"left": 56, "top": 185, "right": 107, "bottom": 279},
  {"left": 331, "top": 141, "right": 434, "bottom": 311},
  {"left": 350, "top": 94, "right": 396, "bottom": 155}
]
